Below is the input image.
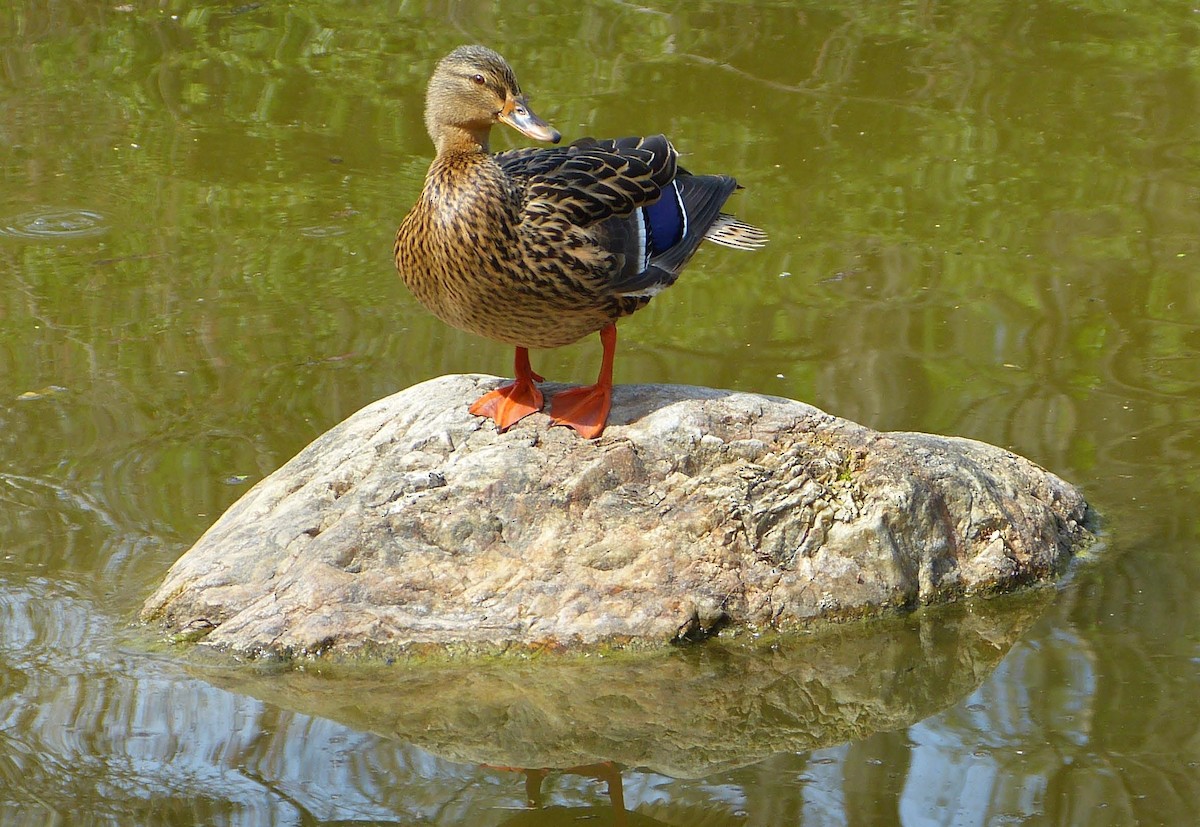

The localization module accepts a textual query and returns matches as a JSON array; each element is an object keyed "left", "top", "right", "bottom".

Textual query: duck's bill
[{"left": 500, "top": 98, "right": 561, "bottom": 144}]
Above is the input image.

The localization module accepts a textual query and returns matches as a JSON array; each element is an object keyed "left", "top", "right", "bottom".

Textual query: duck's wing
[
  {"left": 497, "top": 135, "right": 763, "bottom": 298},
  {"left": 497, "top": 135, "right": 676, "bottom": 225}
]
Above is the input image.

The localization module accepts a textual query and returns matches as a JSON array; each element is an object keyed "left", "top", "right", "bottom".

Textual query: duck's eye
[{"left": 471, "top": 73, "right": 486, "bottom": 86}]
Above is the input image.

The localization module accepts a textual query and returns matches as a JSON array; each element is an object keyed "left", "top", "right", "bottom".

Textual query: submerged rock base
[{"left": 140, "top": 375, "right": 1093, "bottom": 657}]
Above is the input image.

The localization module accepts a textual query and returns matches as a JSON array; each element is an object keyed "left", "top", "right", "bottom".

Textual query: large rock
[{"left": 140, "top": 375, "right": 1093, "bottom": 657}]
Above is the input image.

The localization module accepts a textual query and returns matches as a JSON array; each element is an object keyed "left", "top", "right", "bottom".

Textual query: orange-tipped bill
[{"left": 499, "top": 96, "right": 561, "bottom": 143}]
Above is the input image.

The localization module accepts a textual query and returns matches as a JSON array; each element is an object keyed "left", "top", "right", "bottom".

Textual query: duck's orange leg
[
  {"left": 550, "top": 323, "right": 616, "bottom": 439},
  {"left": 469, "top": 347, "right": 545, "bottom": 431}
]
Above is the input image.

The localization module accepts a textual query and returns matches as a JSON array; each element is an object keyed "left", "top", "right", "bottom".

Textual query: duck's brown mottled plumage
[{"left": 394, "top": 45, "right": 766, "bottom": 437}]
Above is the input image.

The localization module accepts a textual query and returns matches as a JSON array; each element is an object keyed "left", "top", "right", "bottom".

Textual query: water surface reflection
[{"left": 1, "top": 576, "right": 1047, "bottom": 823}]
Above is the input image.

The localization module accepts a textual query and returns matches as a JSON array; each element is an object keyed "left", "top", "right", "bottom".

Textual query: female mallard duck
[{"left": 395, "top": 45, "right": 765, "bottom": 438}]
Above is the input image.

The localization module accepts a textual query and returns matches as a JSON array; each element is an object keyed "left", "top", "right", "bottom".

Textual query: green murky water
[{"left": 2, "top": 1, "right": 1198, "bottom": 824}]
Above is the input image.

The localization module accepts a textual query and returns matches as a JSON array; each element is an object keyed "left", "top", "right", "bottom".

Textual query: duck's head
[{"left": 424, "top": 45, "right": 561, "bottom": 152}]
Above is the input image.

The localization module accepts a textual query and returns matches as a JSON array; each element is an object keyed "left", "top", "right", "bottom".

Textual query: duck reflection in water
[{"left": 488, "top": 761, "right": 748, "bottom": 826}]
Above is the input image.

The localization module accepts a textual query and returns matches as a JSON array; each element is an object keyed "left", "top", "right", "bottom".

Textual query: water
[{"left": 1, "top": 1, "right": 1197, "bottom": 824}]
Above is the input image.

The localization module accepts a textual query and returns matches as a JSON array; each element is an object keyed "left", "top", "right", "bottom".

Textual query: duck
[{"left": 394, "top": 45, "right": 766, "bottom": 439}]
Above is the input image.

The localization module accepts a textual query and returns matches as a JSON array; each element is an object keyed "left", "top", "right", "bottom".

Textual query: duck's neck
[{"left": 431, "top": 124, "right": 492, "bottom": 156}]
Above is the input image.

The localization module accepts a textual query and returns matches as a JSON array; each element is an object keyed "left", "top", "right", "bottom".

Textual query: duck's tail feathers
[{"left": 704, "top": 213, "right": 768, "bottom": 250}]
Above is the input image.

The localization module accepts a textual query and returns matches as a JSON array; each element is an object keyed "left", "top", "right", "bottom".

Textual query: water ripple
[
  {"left": 298, "top": 224, "right": 348, "bottom": 238},
  {"left": 0, "top": 208, "right": 109, "bottom": 239}
]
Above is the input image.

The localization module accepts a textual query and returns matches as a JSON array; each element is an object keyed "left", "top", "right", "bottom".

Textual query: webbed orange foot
[
  {"left": 549, "top": 384, "right": 611, "bottom": 439},
  {"left": 468, "top": 346, "right": 544, "bottom": 431},
  {"left": 549, "top": 323, "right": 617, "bottom": 440},
  {"left": 470, "top": 379, "right": 544, "bottom": 431}
]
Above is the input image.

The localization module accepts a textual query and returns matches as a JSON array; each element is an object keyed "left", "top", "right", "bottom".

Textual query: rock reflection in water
[{"left": 205, "top": 591, "right": 1049, "bottom": 784}]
